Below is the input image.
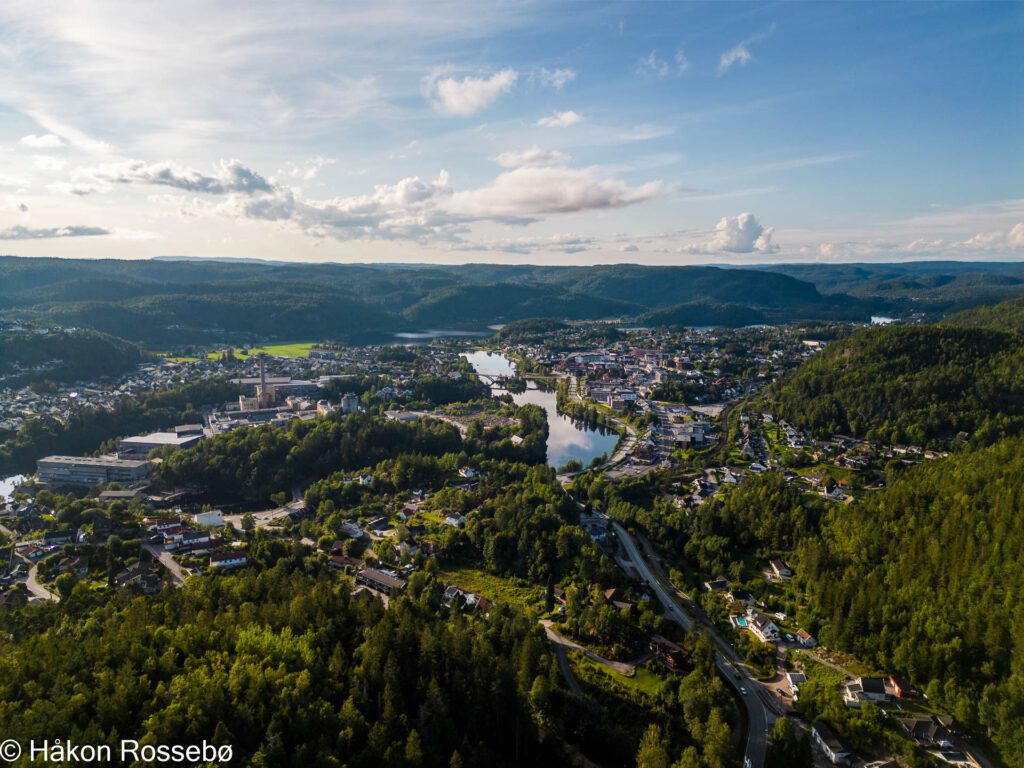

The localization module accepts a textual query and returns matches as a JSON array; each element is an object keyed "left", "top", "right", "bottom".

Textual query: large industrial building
[
  {"left": 117, "top": 431, "right": 203, "bottom": 458},
  {"left": 37, "top": 455, "right": 152, "bottom": 487}
]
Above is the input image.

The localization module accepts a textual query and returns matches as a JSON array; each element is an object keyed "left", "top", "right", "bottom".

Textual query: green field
[
  {"left": 437, "top": 566, "right": 542, "bottom": 611},
  {"left": 210, "top": 342, "right": 318, "bottom": 360},
  {"left": 570, "top": 653, "right": 666, "bottom": 698}
]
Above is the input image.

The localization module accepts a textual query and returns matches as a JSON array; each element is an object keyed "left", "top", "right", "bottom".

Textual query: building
[
  {"left": 796, "top": 628, "right": 817, "bottom": 648},
  {"left": 340, "top": 393, "right": 360, "bottom": 414},
  {"left": 175, "top": 424, "right": 204, "bottom": 437},
  {"left": 194, "top": 509, "right": 224, "bottom": 527},
  {"left": 37, "top": 455, "right": 151, "bottom": 487},
  {"left": 842, "top": 676, "right": 889, "bottom": 707},
  {"left": 649, "top": 635, "right": 689, "bottom": 671},
  {"left": 748, "top": 611, "right": 781, "bottom": 643},
  {"left": 209, "top": 551, "right": 247, "bottom": 569},
  {"left": 812, "top": 721, "right": 852, "bottom": 765},
  {"left": 356, "top": 567, "right": 407, "bottom": 595},
  {"left": 117, "top": 431, "right": 202, "bottom": 457}
]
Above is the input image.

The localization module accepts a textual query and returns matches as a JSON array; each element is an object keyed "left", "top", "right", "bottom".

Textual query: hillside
[
  {"left": 768, "top": 324, "right": 1024, "bottom": 446},
  {"left": 0, "top": 329, "right": 141, "bottom": 386},
  {"left": 798, "top": 436, "right": 1024, "bottom": 760},
  {"left": 0, "top": 256, "right": 872, "bottom": 344},
  {"left": 943, "top": 296, "right": 1024, "bottom": 334}
]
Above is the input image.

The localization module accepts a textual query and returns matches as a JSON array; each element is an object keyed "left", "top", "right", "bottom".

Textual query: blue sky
[{"left": 0, "top": 0, "right": 1021, "bottom": 264}]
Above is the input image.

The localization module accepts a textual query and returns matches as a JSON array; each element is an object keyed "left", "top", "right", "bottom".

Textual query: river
[{"left": 462, "top": 351, "right": 618, "bottom": 470}]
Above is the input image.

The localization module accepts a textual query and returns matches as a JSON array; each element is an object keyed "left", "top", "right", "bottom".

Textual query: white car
[{"left": 740, "top": 687, "right": 748, "bottom": 695}]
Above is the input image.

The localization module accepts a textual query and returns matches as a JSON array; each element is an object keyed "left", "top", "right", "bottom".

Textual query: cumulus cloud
[
  {"left": 719, "top": 25, "right": 775, "bottom": 74},
  {"left": 494, "top": 146, "right": 571, "bottom": 168},
  {"left": 81, "top": 159, "right": 273, "bottom": 194},
  {"left": 536, "top": 110, "right": 584, "bottom": 128},
  {"left": 447, "top": 166, "right": 664, "bottom": 217},
  {"left": 535, "top": 67, "right": 576, "bottom": 90},
  {"left": 423, "top": 69, "right": 518, "bottom": 116},
  {"left": 0, "top": 224, "right": 110, "bottom": 240},
  {"left": 682, "top": 213, "right": 777, "bottom": 253},
  {"left": 19, "top": 133, "right": 65, "bottom": 148},
  {"left": 956, "top": 221, "right": 1024, "bottom": 250}
]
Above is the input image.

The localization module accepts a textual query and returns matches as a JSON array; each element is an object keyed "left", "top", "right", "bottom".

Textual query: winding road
[
  {"left": 611, "top": 519, "right": 776, "bottom": 768},
  {"left": 25, "top": 563, "right": 59, "bottom": 602}
]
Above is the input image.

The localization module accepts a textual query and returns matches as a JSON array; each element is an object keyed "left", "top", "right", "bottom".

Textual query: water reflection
[{"left": 462, "top": 351, "right": 618, "bottom": 469}]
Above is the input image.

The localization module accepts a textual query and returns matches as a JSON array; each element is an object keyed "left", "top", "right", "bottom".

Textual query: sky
[{"left": 0, "top": 0, "right": 1022, "bottom": 265}]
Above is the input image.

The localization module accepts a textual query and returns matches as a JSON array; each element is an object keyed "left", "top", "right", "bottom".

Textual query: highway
[{"left": 611, "top": 520, "right": 775, "bottom": 768}]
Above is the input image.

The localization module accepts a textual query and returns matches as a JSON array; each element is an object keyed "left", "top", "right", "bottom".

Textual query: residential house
[
  {"left": 748, "top": 610, "right": 781, "bottom": 643},
  {"left": 842, "top": 677, "right": 889, "bottom": 707},
  {"left": 796, "top": 628, "right": 817, "bottom": 648},
  {"left": 811, "top": 721, "right": 852, "bottom": 765},
  {"left": 649, "top": 635, "right": 689, "bottom": 671},
  {"left": 356, "top": 568, "right": 406, "bottom": 595},
  {"left": 726, "top": 589, "right": 755, "bottom": 607},
  {"left": 769, "top": 559, "right": 792, "bottom": 580}
]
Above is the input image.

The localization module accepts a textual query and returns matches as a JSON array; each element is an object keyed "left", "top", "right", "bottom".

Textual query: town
[{"left": 0, "top": 316, "right": 990, "bottom": 768}]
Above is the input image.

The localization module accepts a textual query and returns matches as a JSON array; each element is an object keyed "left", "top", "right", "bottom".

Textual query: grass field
[
  {"left": 570, "top": 653, "right": 666, "bottom": 698},
  {"left": 209, "top": 342, "right": 318, "bottom": 360},
  {"left": 437, "top": 565, "right": 542, "bottom": 611},
  {"left": 160, "top": 342, "right": 318, "bottom": 362}
]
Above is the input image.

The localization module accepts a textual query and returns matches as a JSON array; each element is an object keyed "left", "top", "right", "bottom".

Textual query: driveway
[{"left": 25, "top": 563, "right": 59, "bottom": 602}]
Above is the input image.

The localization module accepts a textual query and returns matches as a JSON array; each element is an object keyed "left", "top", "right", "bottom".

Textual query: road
[
  {"left": 142, "top": 543, "right": 189, "bottom": 585},
  {"left": 25, "top": 563, "right": 59, "bottom": 602},
  {"left": 612, "top": 520, "right": 774, "bottom": 768},
  {"left": 541, "top": 620, "right": 641, "bottom": 675},
  {"left": 223, "top": 499, "right": 304, "bottom": 530}
]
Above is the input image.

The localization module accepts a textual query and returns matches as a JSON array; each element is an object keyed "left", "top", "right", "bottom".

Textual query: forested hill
[
  {"left": 0, "top": 256, "right": 873, "bottom": 344},
  {"left": 943, "top": 296, "right": 1024, "bottom": 334},
  {"left": 768, "top": 324, "right": 1024, "bottom": 446},
  {"left": 0, "top": 563, "right": 566, "bottom": 768},
  {"left": 0, "top": 329, "right": 141, "bottom": 385},
  {"left": 797, "top": 436, "right": 1024, "bottom": 759}
]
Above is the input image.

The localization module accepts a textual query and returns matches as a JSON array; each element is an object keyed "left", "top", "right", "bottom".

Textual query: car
[
  {"left": 785, "top": 633, "right": 796, "bottom": 643},
  {"left": 740, "top": 687, "right": 748, "bottom": 695}
]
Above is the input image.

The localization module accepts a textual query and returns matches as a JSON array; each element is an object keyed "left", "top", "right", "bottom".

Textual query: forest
[
  {"left": 0, "top": 329, "right": 142, "bottom": 387},
  {"left": 768, "top": 324, "right": 1024, "bottom": 446},
  {"left": 797, "top": 436, "right": 1024, "bottom": 763}
]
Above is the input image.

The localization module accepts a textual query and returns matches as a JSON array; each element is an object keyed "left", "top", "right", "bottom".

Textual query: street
[{"left": 611, "top": 520, "right": 775, "bottom": 768}]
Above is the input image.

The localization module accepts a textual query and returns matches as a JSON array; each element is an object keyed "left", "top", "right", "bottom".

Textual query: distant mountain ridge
[{"left": 0, "top": 255, "right": 879, "bottom": 344}]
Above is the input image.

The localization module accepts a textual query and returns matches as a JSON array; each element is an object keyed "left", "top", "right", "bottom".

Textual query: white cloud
[
  {"left": 675, "top": 47, "right": 690, "bottom": 73},
  {"left": 682, "top": 213, "right": 777, "bottom": 253},
  {"left": 423, "top": 69, "right": 518, "bottom": 116},
  {"left": 33, "top": 155, "right": 68, "bottom": 172},
  {"left": 19, "top": 133, "right": 65, "bottom": 148},
  {"left": 638, "top": 48, "right": 689, "bottom": 77},
  {"left": 536, "top": 110, "right": 584, "bottom": 128},
  {"left": 451, "top": 233, "right": 595, "bottom": 254},
  {"left": 621, "top": 244, "right": 639, "bottom": 252},
  {"left": 81, "top": 159, "right": 273, "bottom": 194},
  {"left": 447, "top": 165, "right": 664, "bottom": 217},
  {"left": 172, "top": 157, "right": 663, "bottom": 245},
  {"left": 955, "top": 221, "right": 1024, "bottom": 250},
  {"left": 536, "top": 67, "right": 576, "bottom": 90},
  {"left": 719, "top": 25, "right": 775, "bottom": 74},
  {"left": 0, "top": 224, "right": 110, "bottom": 240},
  {"left": 494, "top": 146, "right": 570, "bottom": 168}
]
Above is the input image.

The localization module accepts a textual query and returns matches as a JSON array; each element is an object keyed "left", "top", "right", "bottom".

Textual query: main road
[{"left": 611, "top": 520, "right": 775, "bottom": 768}]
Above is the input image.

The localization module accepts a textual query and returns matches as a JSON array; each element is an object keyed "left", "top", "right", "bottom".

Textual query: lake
[
  {"left": 1, "top": 474, "right": 25, "bottom": 502},
  {"left": 462, "top": 351, "right": 619, "bottom": 470}
]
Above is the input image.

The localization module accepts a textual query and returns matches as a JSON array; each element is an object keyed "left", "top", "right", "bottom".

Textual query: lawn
[
  {"left": 570, "top": 653, "right": 666, "bottom": 698},
  {"left": 436, "top": 565, "right": 542, "bottom": 611}
]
